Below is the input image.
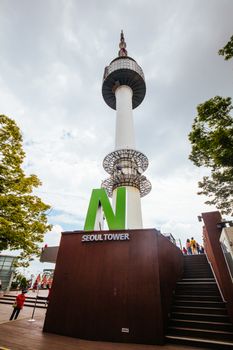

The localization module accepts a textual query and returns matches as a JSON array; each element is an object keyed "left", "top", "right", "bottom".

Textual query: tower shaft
[
  {"left": 115, "top": 85, "right": 135, "bottom": 150},
  {"left": 112, "top": 185, "right": 143, "bottom": 229},
  {"left": 114, "top": 84, "right": 142, "bottom": 228}
]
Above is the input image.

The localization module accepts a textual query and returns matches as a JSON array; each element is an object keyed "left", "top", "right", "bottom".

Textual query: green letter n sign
[{"left": 84, "top": 187, "right": 126, "bottom": 231}]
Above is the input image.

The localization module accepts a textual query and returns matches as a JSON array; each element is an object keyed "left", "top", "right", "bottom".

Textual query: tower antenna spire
[{"left": 118, "top": 30, "right": 128, "bottom": 57}]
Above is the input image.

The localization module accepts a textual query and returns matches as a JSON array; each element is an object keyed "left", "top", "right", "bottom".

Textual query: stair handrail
[{"left": 205, "top": 254, "right": 226, "bottom": 302}]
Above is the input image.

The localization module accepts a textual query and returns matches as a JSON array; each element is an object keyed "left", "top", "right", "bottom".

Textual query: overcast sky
[{"left": 0, "top": 0, "right": 232, "bottom": 275}]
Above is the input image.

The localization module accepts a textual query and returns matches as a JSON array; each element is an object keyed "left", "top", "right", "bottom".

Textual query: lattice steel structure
[{"left": 102, "top": 149, "right": 151, "bottom": 197}]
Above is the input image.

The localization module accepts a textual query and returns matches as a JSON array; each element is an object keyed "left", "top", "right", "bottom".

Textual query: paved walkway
[{"left": 0, "top": 303, "right": 208, "bottom": 350}]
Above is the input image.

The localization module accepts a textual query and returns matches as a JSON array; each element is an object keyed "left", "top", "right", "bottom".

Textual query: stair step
[
  {"left": 183, "top": 270, "right": 212, "bottom": 273},
  {"left": 171, "top": 311, "right": 231, "bottom": 323},
  {"left": 175, "top": 289, "right": 221, "bottom": 296},
  {"left": 184, "top": 268, "right": 210, "bottom": 270},
  {"left": 168, "top": 326, "right": 233, "bottom": 341},
  {"left": 182, "top": 274, "right": 214, "bottom": 278},
  {"left": 184, "top": 263, "right": 211, "bottom": 265},
  {"left": 0, "top": 296, "right": 46, "bottom": 304},
  {"left": 3, "top": 294, "right": 47, "bottom": 300},
  {"left": 184, "top": 264, "right": 211, "bottom": 266},
  {"left": 184, "top": 260, "right": 210, "bottom": 263},
  {"left": 174, "top": 300, "right": 226, "bottom": 308},
  {"left": 181, "top": 278, "right": 215, "bottom": 281},
  {"left": 177, "top": 281, "right": 217, "bottom": 285},
  {"left": 182, "top": 274, "right": 213, "bottom": 277},
  {"left": 172, "top": 306, "right": 228, "bottom": 315},
  {"left": 184, "top": 259, "right": 210, "bottom": 262},
  {"left": 184, "top": 255, "right": 207, "bottom": 258},
  {"left": 183, "top": 269, "right": 212, "bottom": 272},
  {"left": 184, "top": 265, "right": 212, "bottom": 269},
  {"left": 176, "top": 287, "right": 219, "bottom": 292},
  {"left": 183, "top": 270, "right": 213, "bottom": 273},
  {"left": 166, "top": 335, "right": 233, "bottom": 349},
  {"left": 170, "top": 318, "right": 233, "bottom": 332},
  {"left": 167, "top": 254, "right": 233, "bottom": 348},
  {"left": 183, "top": 267, "right": 212, "bottom": 270},
  {"left": 0, "top": 300, "right": 47, "bottom": 309},
  {"left": 174, "top": 294, "right": 222, "bottom": 302},
  {"left": 176, "top": 284, "right": 219, "bottom": 291},
  {"left": 183, "top": 271, "right": 213, "bottom": 274}
]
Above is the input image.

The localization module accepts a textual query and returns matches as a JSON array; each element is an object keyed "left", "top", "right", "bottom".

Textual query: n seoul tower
[{"left": 102, "top": 31, "right": 151, "bottom": 229}]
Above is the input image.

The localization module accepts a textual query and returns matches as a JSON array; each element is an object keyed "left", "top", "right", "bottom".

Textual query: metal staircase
[{"left": 166, "top": 254, "right": 233, "bottom": 349}]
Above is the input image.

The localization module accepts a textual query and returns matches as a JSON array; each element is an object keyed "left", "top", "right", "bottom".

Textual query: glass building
[{"left": 0, "top": 255, "right": 17, "bottom": 291}]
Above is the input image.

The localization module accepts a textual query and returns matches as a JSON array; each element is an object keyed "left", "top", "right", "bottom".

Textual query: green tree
[
  {"left": 219, "top": 35, "right": 233, "bottom": 60},
  {"left": 189, "top": 96, "right": 233, "bottom": 215},
  {"left": 0, "top": 115, "right": 52, "bottom": 265},
  {"left": 11, "top": 272, "right": 28, "bottom": 290}
]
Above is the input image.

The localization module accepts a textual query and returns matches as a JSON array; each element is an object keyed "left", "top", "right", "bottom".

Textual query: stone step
[
  {"left": 172, "top": 305, "right": 228, "bottom": 315},
  {"left": 0, "top": 296, "right": 46, "bottom": 305},
  {"left": 171, "top": 311, "right": 231, "bottom": 323},
  {"left": 174, "top": 300, "right": 226, "bottom": 308},
  {"left": 175, "top": 288, "right": 221, "bottom": 296},
  {"left": 0, "top": 299, "right": 47, "bottom": 309},
  {"left": 174, "top": 294, "right": 222, "bottom": 302},
  {"left": 3, "top": 294, "right": 47, "bottom": 301},
  {"left": 170, "top": 318, "right": 233, "bottom": 332},
  {"left": 168, "top": 326, "right": 233, "bottom": 342},
  {"left": 166, "top": 334, "right": 233, "bottom": 349}
]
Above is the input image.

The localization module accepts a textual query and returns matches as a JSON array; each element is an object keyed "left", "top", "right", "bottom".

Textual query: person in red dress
[{"left": 10, "top": 290, "right": 27, "bottom": 320}]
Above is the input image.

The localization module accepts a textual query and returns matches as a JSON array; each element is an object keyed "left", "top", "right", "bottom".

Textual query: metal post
[{"left": 28, "top": 282, "right": 40, "bottom": 322}]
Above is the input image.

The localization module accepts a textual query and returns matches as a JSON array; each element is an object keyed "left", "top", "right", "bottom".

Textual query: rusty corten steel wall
[
  {"left": 43, "top": 228, "right": 183, "bottom": 345},
  {"left": 202, "top": 211, "right": 233, "bottom": 322},
  {"left": 158, "top": 234, "right": 184, "bottom": 330}
]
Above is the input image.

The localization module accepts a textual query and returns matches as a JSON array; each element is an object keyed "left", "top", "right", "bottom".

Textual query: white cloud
[
  {"left": 43, "top": 224, "right": 63, "bottom": 247},
  {"left": 0, "top": 0, "right": 232, "bottom": 275}
]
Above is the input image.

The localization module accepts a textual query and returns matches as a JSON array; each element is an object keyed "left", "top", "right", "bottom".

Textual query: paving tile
[{"left": 0, "top": 303, "right": 208, "bottom": 350}]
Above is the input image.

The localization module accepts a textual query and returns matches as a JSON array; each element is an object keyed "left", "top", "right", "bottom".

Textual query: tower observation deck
[{"left": 102, "top": 31, "right": 151, "bottom": 229}]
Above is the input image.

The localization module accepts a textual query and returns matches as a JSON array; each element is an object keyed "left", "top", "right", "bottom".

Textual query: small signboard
[{"left": 121, "top": 328, "right": 129, "bottom": 333}]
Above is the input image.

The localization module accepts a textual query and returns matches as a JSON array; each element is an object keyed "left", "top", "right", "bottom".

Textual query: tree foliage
[
  {"left": 189, "top": 97, "right": 233, "bottom": 215},
  {"left": 218, "top": 35, "right": 233, "bottom": 60},
  {"left": 0, "top": 115, "right": 52, "bottom": 265},
  {"left": 11, "top": 272, "right": 30, "bottom": 289}
]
